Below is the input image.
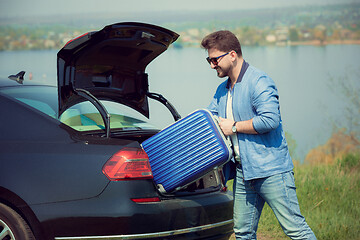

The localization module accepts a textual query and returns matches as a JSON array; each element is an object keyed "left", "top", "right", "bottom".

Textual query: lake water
[{"left": 1, "top": 45, "right": 359, "bottom": 161}]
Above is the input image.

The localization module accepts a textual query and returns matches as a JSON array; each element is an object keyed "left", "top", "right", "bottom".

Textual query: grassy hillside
[{"left": 228, "top": 153, "right": 360, "bottom": 239}]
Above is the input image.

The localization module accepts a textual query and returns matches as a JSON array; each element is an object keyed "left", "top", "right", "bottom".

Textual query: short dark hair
[{"left": 201, "top": 30, "right": 242, "bottom": 57}]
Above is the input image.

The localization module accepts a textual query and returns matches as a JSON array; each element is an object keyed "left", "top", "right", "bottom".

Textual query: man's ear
[{"left": 229, "top": 50, "right": 238, "bottom": 62}]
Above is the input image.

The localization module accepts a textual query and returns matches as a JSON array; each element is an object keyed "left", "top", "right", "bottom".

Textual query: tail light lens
[
  {"left": 131, "top": 197, "right": 160, "bottom": 203},
  {"left": 102, "top": 147, "right": 153, "bottom": 181}
]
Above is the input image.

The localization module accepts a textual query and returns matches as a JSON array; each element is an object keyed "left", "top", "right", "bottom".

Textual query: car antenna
[{"left": 8, "top": 71, "right": 26, "bottom": 84}]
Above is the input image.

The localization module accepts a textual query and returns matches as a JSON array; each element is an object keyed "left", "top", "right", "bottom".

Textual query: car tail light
[
  {"left": 102, "top": 148, "right": 153, "bottom": 181},
  {"left": 131, "top": 197, "right": 160, "bottom": 203}
]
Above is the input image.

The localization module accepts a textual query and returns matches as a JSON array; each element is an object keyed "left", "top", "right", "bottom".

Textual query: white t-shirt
[{"left": 226, "top": 88, "right": 241, "bottom": 163}]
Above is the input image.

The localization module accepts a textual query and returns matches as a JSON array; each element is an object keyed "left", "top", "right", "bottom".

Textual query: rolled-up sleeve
[{"left": 252, "top": 76, "right": 280, "bottom": 134}]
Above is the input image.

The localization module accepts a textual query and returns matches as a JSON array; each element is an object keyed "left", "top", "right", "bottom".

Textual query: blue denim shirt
[{"left": 208, "top": 61, "right": 293, "bottom": 180}]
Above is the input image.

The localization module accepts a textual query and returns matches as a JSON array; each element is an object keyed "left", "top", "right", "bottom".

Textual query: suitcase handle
[{"left": 211, "top": 114, "right": 233, "bottom": 150}]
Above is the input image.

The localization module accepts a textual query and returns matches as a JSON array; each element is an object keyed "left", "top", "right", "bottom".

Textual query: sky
[{"left": 0, "top": 0, "right": 358, "bottom": 18}]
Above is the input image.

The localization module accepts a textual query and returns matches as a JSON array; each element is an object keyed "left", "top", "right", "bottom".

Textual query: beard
[{"left": 215, "top": 65, "right": 230, "bottom": 78}]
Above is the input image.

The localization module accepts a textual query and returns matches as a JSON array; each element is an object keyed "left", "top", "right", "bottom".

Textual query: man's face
[{"left": 207, "top": 48, "right": 231, "bottom": 78}]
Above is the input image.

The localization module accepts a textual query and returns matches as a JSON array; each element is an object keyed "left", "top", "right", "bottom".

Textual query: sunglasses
[{"left": 206, "top": 52, "right": 230, "bottom": 65}]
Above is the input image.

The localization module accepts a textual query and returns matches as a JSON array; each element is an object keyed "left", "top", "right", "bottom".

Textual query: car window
[
  {"left": 16, "top": 98, "right": 57, "bottom": 118},
  {"left": 0, "top": 86, "right": 58, "bottom": 118},
  {"left": 59, "top": 100, "right": 156, "bottom": 131},
  {"left": 0, "top": 85, "right": 157, "bottom": 132}
]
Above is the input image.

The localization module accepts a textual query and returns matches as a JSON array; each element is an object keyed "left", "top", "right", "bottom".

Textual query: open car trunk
[
  {"left": 57, "top": 22, "right": 180, "bottom": 137},
  {"left": 108, "top": 131, "right": 227, "bottom": 196}
]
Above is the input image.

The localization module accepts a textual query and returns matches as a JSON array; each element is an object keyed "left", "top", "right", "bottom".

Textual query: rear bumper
[
  {"left": 55, "top": 219, "right": 233, "bottom": 239},
  {"left": 30, "top": 181, "right": 234, "bottom": 239}
]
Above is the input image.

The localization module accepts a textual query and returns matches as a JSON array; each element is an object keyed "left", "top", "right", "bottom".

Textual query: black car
[{"left": 0, "top": 22, "right": 233, "bottom": 240}]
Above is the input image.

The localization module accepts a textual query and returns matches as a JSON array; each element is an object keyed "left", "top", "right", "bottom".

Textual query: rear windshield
[
  {"left": 59, "top": 101, "right": 156, "bottom": 131},
  {"left": 0, "top": 85, "right": 156, "bottom": 132}
]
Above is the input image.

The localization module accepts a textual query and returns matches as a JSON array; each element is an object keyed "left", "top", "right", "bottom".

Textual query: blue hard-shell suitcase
[{"left": 141, "top": 109, "right": 232, "bottom": 193}]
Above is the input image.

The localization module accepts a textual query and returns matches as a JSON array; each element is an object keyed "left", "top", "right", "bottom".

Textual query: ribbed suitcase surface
[{"left": 142, "top": 109, "right": 232, "bottom": 193}]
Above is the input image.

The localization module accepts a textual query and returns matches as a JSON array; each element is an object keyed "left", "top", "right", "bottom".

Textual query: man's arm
[
  {"left": 251, "top": 76, "right": 281, "bottom": 134},
  {"left": 218, "top": 117, "right": 258, "bottom": 136},
  {"left": 219, "top": 76, "right": 280, "bottom": 136}
]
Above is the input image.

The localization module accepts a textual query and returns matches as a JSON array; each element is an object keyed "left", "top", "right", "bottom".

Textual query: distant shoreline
[
  {"left": 179, "top": 40, "right": 360, "bottom": 48},
  {"left": 288, "top": 40, "right": 360, "bottom": 46},
  {"left": 1, "top": 40, "right": 360, "bottom": 52}
]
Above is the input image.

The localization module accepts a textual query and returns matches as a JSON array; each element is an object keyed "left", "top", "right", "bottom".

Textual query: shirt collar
[{"left": 226, "top": 60, "right": 249, "bottom": 89}]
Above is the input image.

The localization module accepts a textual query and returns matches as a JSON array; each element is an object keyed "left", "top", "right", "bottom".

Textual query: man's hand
[{"left": 218, "top": 117, "right": 235, "bottom": 136}]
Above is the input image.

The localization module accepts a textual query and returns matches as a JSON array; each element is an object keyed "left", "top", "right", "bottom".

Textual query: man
[{"left": 201, "top": 30, "right": 316, "bottom": 240}]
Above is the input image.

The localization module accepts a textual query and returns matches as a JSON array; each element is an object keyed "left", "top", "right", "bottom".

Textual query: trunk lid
[{"left": 57, "top": 22, "right": 179, "bottom": 118}]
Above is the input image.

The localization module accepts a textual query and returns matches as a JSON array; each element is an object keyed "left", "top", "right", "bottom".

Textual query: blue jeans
[{"left": 233, "top": 165, "right": 316, "bottom": 240}]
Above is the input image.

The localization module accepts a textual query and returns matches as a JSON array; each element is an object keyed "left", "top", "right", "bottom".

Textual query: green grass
[{"left": 227, "top": 153, "right": 360, "bottom": 240}]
